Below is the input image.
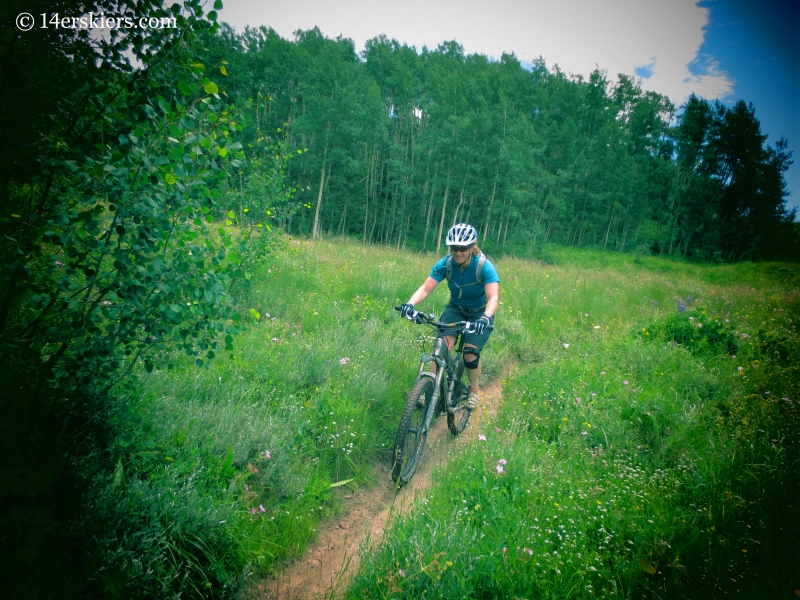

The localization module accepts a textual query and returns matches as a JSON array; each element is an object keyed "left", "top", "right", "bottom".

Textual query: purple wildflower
[{"left": 478, "top": 434, "right": 487, "bottom": 441}]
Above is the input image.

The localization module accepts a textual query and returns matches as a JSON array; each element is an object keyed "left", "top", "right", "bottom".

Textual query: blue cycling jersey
[{"left": 430, "top": 254, "right": 500, "bottom": 310}]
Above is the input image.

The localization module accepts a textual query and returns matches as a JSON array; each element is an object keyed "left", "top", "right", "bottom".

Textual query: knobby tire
[
  {"left": 391, "top": 376, "right": 434, "bottom": 486},
  {"left": 447, "top": 356, "right": 471, "bottom": 435}
]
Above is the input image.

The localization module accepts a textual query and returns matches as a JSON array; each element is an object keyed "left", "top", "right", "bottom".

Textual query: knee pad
[{"left": 464, "top": 348, "right": 481, "bottom": 370}]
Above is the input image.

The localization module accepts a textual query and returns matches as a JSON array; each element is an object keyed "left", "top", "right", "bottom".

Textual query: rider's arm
[
  {"left": 483, "top": 282, "right": 499, "bottom": 317},
  {"left": 407, "top": 277, "right": 439, "bottom": 306}
]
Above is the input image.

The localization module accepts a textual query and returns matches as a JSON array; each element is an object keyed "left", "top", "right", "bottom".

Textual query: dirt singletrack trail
[{"left": 249, "top": 372, "right": 507, "bottom": 600}]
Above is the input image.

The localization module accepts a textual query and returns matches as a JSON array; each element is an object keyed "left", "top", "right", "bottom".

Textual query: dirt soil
[{"left": 248, "top": 373, "right": 506, "bottom": 600}]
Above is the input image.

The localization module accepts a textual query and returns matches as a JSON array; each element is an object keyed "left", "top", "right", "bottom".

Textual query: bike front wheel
[
  {"left": 447, "top": 356, "right": 471, "bottom": 435},
  {"left": 391, "top": 376, "right": 434, "bottom": 486}
]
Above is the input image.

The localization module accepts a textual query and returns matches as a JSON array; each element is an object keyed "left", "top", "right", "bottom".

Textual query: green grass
[
  {"left": 345, "top": 244, "right": 800, "bottom": 599},
  {"left": 78, "top": 238, "right": 799, "bottom": 598},
  {"left": 80, "top": 239, "right": 515, "bottom": 597}
]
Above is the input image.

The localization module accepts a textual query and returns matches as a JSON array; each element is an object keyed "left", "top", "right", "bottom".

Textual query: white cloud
[{"left": 218, "top": 0, "right": 734, "bottom": 104}]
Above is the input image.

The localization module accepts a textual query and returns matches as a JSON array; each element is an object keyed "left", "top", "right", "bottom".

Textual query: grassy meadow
[{"left": 83, "top": 238, "right": 799, "bottom": 598}]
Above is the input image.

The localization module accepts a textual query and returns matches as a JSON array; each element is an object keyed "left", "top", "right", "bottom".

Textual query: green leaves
[{"left": 203, "top": 80, "right": 219, "bottom": 95}]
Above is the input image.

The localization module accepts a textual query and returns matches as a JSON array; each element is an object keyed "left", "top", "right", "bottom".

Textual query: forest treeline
[{"left": 199, "top": 24, "right": 798, "bottom": 262}]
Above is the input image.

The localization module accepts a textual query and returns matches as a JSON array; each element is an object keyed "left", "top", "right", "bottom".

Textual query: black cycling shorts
[{"left": 439, "top": 301, "right": 495, "bottom": 350}]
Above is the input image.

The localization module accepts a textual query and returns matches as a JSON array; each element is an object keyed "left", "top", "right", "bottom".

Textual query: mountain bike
[{"left": 390, "top": 306, "right": 492, "bottom": 486}]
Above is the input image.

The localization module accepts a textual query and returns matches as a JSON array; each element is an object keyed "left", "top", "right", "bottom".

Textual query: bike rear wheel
[
  {"left": 391, "top": 376, "right": 434, "bottom": 486},
  {"left": 447, "top": 356, "right": 471, "bottom": 435}
]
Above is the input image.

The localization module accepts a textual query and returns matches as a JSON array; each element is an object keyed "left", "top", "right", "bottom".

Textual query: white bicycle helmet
[{"left": 446, "top": 223, "right": 478, "bottom": 246}]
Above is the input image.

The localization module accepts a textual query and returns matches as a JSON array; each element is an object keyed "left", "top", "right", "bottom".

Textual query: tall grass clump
[{"left": 347, "top": 247, "right": 799, "bottom": 599}]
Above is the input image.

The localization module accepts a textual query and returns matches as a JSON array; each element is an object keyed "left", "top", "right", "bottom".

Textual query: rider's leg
[
  {"left": 464, "top": 344, "right": 481, "bottom": 391},
  {"left": 463, "top": 344, "right": 481, "bottom": 410}
]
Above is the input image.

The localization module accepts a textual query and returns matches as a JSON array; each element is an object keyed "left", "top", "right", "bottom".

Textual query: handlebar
[{"left": 394, "top": 305, "right": 494, "bottom": 333}]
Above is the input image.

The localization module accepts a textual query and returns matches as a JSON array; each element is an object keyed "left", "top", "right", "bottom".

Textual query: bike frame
[{"left": 415, "top": 323, "right": 467, "bottom": 436}]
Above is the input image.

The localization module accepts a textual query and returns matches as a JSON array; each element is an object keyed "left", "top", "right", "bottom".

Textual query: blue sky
[
  {"left": 219, "top": 0, "right": 800, "bottom": 216},
  {"left": 692, "top": 0, "right": 799, "bottom": 216}
]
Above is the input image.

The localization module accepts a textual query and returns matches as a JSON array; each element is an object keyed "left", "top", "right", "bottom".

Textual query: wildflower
[
  {"left": 55, "top": 260, "right": 64, "bottom": 266},
  {"left": 582, "top": 431, "right": 588, "bottom": 436},
  {"left": 698, "top": 323, "right": 703, "bottom": 328},
  {"left": 498, "top": 458, "right": 507, "bottom": 465},
  {"left": 340, "top": 357, "right": 349, "bottom": 365},
  {"left": 732, "top": 354, "right": 737, "bottom": 359},
  {"left": 678, "top": 300, "right": 686, "bottom": 313},
  {"left": 478, "top": 434, "right": 487, "bottom": 441},
  {"left": 772, "top": 439, "right": 778, "bottom": 443},
  {"left": 495, "top": 427, "right": 502, "bottom": 433},
  {"left": 741, "top": 333, "right": 750, "bottom": 338},
  {"left": 245, "top": 484, "right": 249, "bottom": 492},
  {"left": 272, "top": 337, "right": 279, "bottom": 342},
  {"left": 591, "top": 392, "right": 597, "bottom": 397},
  {"left": 398, "top": 569, "right": 406, "bottom": 577},
  {"left": 576, "top": 397, "right": 582, "bottom": 403},
  {"left": 260, "top": 504, "right": 266, "bottom": 512},
  {"left": 686, "top": 296, "right": 692, "bottom": 303},
  {"left": 784, "top": 398, "right": 792, "bottom": 403},
  {"left": 563, "top": 343, "right": 570, "bottom": 348},
  {"left": 623, "top": 380, "right": 629, "bottom": 385},
  {"left": 496, "top": 464, "right": 504, "bottom": 474},
  {"left": 264, "top": 450, "right": 272, "bottom": 459},
  {"left": 738, "top": 367, "right": 743, "bottom": 371},
  {"left": 652, "top": 300, "right": 658, "bottom": 307},
  {"left": 600, "top": 371, "right": 606, "bottom": 375},
  {"left": 251, "top": 508, "right": 257, "bottom": 515}
]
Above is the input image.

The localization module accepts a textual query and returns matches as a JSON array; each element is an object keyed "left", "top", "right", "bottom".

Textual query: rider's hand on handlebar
[
  {"left": 399, "top": 303, "right": 420, "bottom": 322},
  {"left": 472, "top": 315, "right": 491, "bottom": 335}
]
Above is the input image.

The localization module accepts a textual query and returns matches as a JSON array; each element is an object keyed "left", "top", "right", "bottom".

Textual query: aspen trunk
[
  {"left": 436, "top": 173, "right": 451, "bottom": 255},
  {"left": 363, "top": 146, "right": 372, "bottom": 243},
  {"left": 603, "top": 204, "right": 616, "bottom": 250},
  {"left": 312, "top": 149, "right": 328, "bottom": 239},
  {"left": 481, "top": 168, "right": 499, "bottom": 242},
  {"left": 452, "top": 188, "right": 465, "bottom": 227}
]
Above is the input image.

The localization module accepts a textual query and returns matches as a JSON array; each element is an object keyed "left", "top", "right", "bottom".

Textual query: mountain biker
[{"left": 399, "top": 223, "right": 499, "bottom": 411}]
